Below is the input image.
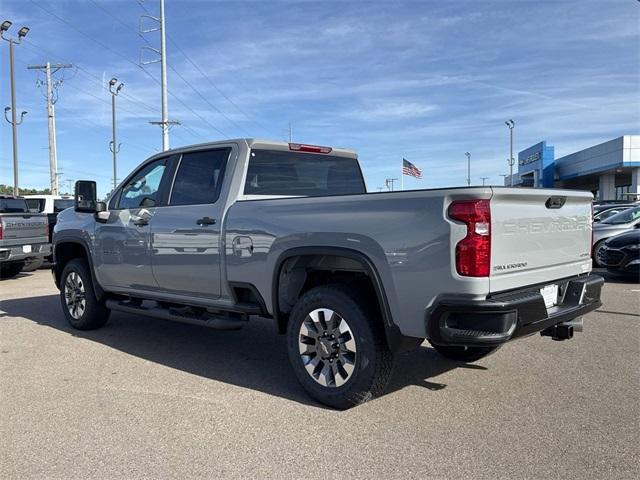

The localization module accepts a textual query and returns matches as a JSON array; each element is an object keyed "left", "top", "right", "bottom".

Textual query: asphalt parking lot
[{"left": 0, "top": 269, "right": 638, "bottom": 479}]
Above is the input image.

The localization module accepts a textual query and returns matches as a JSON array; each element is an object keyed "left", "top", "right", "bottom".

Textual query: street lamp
[
  {"left": 108, "top": 77, "right": 124, "bottom": 190},
  {"left": 465, "top": 152, "right": 471, "bottom": 186},
  {"left": 505, "top": 119, "right": 515, "bottom": 187},
  {"left": 1, "top": 19, "right": 29, "bottom": 196},
  {"left": 480, "top": 177, "right": 489, "bottom": 186},
  {"left": 500, "top": 173, "right": 510, "bottom": 186}
]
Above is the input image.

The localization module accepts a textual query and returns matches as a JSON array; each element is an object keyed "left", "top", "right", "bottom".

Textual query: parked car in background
[
  {"left": 597, "top": 230, "right": 640, "bottom": 278},
  {"left": 593, "top": 205, "right": 640, "bottom": 266},
  {"left": 0, "top": 195, "right": 50, "bottom": 279},
  {"left": 593, "top": 204, "right": 634, "bottom": 223},
  {"left": 23, "top": 194, "right": 74, "bottom": 267}
]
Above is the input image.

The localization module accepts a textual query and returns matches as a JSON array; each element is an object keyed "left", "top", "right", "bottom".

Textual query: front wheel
[
  {"left": 287, "top": 285, "right": 394, "bottom": 409},
  {"left": 592, "top": 240, "right": 607, "bottom": 268},
  {"left": 60, "top": 259, "right": 110, "bottom": 330},
  {"left": 430, "top": 342, "right": 501, "bottom": 362}
]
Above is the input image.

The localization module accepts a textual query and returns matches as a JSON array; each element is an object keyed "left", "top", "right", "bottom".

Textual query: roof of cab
[{"left": 153, "top": 138, "right": 358, "bottom": 160}]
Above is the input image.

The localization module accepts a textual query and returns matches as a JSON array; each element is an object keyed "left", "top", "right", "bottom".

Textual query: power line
[
  {"left": 87, "top": 0, "right": 241, "bottom": 135},
  {"left": 28, "top": 1, "right": 227, "bottom": 140},
  {"left": 136, "top": 0, "right": 275, "bottom": 137}
]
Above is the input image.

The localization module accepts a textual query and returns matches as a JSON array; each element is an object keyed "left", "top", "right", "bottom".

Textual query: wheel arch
[
  {"left": 53, "top": 240, "right": 104, "bottom": 299},
  {"left": 272, "top": 246, "right": 422, "bottom": 353}
]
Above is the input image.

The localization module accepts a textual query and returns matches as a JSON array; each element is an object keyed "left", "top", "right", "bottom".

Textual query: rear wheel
[
  {"left": 21, "top": 257, "right": 44, "bottom": 272},
  {"left": 60, "top": 259, "right": 110, "bottom": 330},
  {"left": 0, "top": 261, "right": 24, "bottom": 280},
  {"left": 287, "top": 285, "right": 394, "bottom": 409},
  {"left": 430, "top": 342, "right": 501, "bottom": 362}
]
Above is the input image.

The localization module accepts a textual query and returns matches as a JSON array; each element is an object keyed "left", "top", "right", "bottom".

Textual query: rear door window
[
  {"left": 53, "top": 199, "right": 74, "bottom": 212},
  {"left": 169, "top": 148, "right": 230, "bottom": 206},
  {"left": 244, "top": 150, "right": 366, "bottom": 197}
]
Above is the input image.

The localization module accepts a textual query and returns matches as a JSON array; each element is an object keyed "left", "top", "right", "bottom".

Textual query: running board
[{"left": 105, "top": 299, "right": 247, "bottom": 330}]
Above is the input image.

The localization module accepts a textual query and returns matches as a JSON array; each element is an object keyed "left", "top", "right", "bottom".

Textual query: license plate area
[{"left": 540, "top": 284, "right": 559, "bottom": 309}]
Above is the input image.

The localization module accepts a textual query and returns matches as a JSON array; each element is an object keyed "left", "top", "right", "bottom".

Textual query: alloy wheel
[{"left": 298, "top": 308, "right": 357, "bottom": 387}]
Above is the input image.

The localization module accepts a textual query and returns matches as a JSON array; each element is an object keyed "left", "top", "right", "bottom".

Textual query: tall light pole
[
  {"left": 480, "top": 177, "right": 489, "bottom": 186},
  {"left": 108, "top": 78, "right": 124, "bottom": 191},
  {"left": 1, "top": 20, "right": 29, "bottom": 196},
  {"left": 500, "top": 173, "right": 509, "bottom": 186},
  {"left": 505, "top": 119, "right": 515, "bottom": 186},
  {"left": 465, "top": 152, "right": 471, "bottom": 186}
]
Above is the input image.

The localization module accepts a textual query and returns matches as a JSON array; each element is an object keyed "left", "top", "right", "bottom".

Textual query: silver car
[{"left": 593, "top": 205, "right": 640, "bottom": 266}]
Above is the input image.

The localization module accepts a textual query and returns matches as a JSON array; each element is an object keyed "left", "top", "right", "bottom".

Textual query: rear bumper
[
  {"left": 0, "top": 243, "right": 51, "bottom": 263},
  {"left": 427, "top": 274, "right": 603, "bottom": 347}
]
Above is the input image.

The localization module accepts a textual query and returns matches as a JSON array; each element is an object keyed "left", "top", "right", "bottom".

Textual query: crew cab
[
  {"left": 52, "top": 139, "right": 603, "bottom": 408},
  {"left": 0, "top": 195, "right": 50, "bottom": 279}
]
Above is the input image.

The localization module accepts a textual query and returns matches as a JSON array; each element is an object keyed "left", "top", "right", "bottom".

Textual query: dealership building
[{"left": 506, "top": 135, "right": 640, "bottom": 200}]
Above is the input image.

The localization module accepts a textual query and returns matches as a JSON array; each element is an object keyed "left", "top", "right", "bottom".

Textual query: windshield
[
  {"left": 54, "top": 199, "right": 74, "bottom": 212},
  {"left": 0, "top": 198, "right": 29, "bottom": 213},
  {"left": 601, "top": 206, "right": 640, "bottom": 225}
]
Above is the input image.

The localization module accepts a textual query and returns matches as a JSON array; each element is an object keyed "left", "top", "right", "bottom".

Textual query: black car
[{"left": 597, "top": 229, "right": 640, "bottom": 278}]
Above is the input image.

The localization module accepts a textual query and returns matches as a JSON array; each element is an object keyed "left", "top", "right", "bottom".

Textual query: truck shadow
[{"left": 0, "top": 294, "right": 486, "bottom": 408}]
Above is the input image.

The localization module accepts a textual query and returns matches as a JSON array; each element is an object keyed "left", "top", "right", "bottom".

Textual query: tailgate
[
  {"left": 490, "top": 188, "right": 593, "bottom": 293},
  {"left": 0, "top": 214, "right": 49, "bottom": 245}
]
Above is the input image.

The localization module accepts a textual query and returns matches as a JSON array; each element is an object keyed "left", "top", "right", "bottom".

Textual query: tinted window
[
  {"left": 118, "top": 159, "right": 167, "bottom": 209},
  {"left": 54, "top": 199, "right": 74, "bottom": 212},
  {"left": 601, "top": 206, "right": 640, "bottom": 225},
  {"left": 170, "top": 149, "right": 230, "bottom": 205},
  {"left": 25, "top": 198, "right": 45, "bottom": 212},
  {"left": 244, "top": 150, "right": 366, "bottom": 197},
  {"left": 0, "top": 198, "right": 29, "bottom": 213}
]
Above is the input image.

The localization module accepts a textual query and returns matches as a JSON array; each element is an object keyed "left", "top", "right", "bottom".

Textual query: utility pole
[
  {"left": 288, "top": 122, "right": 292, "bottom": 142},
  {"left": 27, "top": 62, "right": 73, "bottom": 195},
  {"left": 108, "top": 78, "right": 124, "bottom": 190},
  {"left": 465, "top": 152, "right": 471, "bottom": 186},
  {"left": 385, "top": 178, "right": 398, "bottom": 191},
  {"left": 480, "top": 177, "right": 489, "bottom": 186},
  {"left": 140, "top": 0, "right": 174, "bottom": 151},
  {"left": 505, "top": 119, "right": 515, "bottom": 186},
  {"left": 1, "top": 20, "right": 29, "bottom": 196}
]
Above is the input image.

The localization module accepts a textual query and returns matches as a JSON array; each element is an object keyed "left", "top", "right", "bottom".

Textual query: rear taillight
[{"left": 448, "top": 199, "right": 491, "bottom": 277}]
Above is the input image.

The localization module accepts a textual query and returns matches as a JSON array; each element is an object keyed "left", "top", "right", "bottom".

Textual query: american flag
[{"left": 402, "top": 158, "right": 422, "bottom": 179}]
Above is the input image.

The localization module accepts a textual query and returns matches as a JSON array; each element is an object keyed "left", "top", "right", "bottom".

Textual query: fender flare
[
  {"left": 53, "top": 239, "right": 105, "bottom": 300},
  {"left": 272, "top": 246, "right": 422, "bottom": 353}
]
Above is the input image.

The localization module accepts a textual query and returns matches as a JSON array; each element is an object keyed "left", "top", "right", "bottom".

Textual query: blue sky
[{"left": 0, "top": 0, "right": 638, "bottom": 196}]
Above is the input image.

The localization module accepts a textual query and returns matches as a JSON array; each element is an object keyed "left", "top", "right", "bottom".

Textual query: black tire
[
  {"left": 592, "top": 240, "right": 606, "bottom": 268},
  {"left": 429, "top": 342, "right": 501, "bottom": 362},
  {"left": 60, "top": 258, "right": 110, "bottom": 330},
  {"left": 287, "top": 285, "right": 394, "bottom": 409},
  {"left": 0, "top": 261, "right": 24, "bottom": 280},
  {"left": 21, "top": 257, "right": 44, "bottom": 272}
]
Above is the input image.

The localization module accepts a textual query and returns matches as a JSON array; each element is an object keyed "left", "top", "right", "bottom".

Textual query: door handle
[
  {"left": 196, "top": 217, "right": 216, "bottom": 226},
  {"left": 132, "top": 218, "right": 149, "bottom": 227}
]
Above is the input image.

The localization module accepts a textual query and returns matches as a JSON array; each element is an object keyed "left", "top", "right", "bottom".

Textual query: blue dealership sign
[{"left": 518, "top": 141, "right": 555, "bottom": 187}]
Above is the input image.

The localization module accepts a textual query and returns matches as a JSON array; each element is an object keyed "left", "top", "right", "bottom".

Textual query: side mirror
[
  {"left": 95, "top": 202, "right": 110, "bottom": 223},
  {"left": 75, "top": 180, "right": 98, "bottom": 213}
]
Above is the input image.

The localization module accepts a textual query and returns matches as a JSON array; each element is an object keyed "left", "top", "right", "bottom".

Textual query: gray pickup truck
[
  {"left": 0, "top": 195, "right": 50, "bottom": 279},
  {"left": 52, "top": 139, "right": 603, "bottom": 408}
]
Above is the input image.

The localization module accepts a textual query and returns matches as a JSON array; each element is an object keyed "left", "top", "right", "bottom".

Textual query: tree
[{"left": 0, "top": 184, "right": 52, "bottom": 195}]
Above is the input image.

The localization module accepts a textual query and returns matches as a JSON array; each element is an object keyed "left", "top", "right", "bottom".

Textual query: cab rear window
[
  {"left": 0, "top": 198, "right": 29, "bottom": 213},
  {"left": 244, "top": 150, "right": 366, "bottom": 197}
]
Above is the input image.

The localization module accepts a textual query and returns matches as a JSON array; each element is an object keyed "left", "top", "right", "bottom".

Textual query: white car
[{"left": 21, "top": 195, "right": 74, "bottom": 269}]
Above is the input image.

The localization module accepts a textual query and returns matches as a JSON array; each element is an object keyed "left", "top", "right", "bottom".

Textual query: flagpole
[{"left": 401, "top": 159, "right": 404, "bottom": 191}]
